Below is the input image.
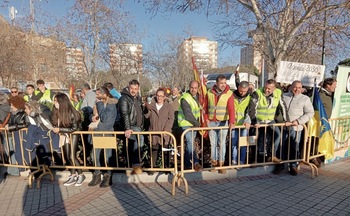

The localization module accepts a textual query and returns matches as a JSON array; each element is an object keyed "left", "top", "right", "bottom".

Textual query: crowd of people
[{"left": 0, "top": 75, "right": 337, "bottom": 188}]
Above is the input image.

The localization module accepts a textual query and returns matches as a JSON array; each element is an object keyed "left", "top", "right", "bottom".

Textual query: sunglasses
[{"left": 11, "top": 91, "right": 18, "bottom": 93}]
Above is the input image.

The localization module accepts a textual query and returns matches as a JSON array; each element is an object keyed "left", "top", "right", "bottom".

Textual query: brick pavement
[{"left": 0, "top": 159, "right": 349, "bottom": 216}]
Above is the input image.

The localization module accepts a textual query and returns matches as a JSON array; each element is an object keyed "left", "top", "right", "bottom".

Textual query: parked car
[
  {"left": 206, "top": 73, "right": 237, "bottom": 90},
  {"left": 205, "top": 72, "right": 259, "bottom": 90},
  {"left": 0, "top": 87, "right": 11, "bottom": 95}
]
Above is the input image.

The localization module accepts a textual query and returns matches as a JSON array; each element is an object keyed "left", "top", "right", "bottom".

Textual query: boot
[
  {"left": 131, "top": 165, "right": 143, "bottom": 175},
  {"left": 218, "top": 161, "right": 226, "bottom": 174},
  {"left": 209, "top": 160, "right": 217, "bottom": 172},
  {"left": 88, "top": 172, "right": 101, "bottom": 187},
  {"left": 100, "top": 173, "right": 112, "bottom": 188}
]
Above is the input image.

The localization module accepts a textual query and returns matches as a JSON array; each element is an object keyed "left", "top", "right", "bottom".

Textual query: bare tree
[
  {"left": 0, "top": 16, "right": 66, "bottom": 89},
  {"left": 143, "top": 34, "right": 184, "bottom": 89},
  {"left": 51, "top": 0, "right": 138, "bottom": 87},
  {"left": 146, "top": 0, "right": 350, "bottom": 77}
]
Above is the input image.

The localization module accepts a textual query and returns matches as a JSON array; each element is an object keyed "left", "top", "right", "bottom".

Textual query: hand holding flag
[{"left": 192, "top": 57, "right": 208, "bottom": 138}]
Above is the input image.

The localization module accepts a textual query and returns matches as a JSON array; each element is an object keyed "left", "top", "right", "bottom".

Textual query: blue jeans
[
  {"left": 128, "top": 126, "right": 144, "bottom": 166},
  {"left": 231, "top": 128, "right": 248, "bottom": 164},
  {"left": 94, "top": 148, "right": 112, "bottom": 174},
  {"left": 181, "top": 126, "right": 198, "bottom": 168},
  {"left": 4, "top": 131, "right": 21, "bottom": 175},
  {"left": 282, "top": 129, "right": 302, "bottom": 168},
  {"left": 257, "top": 121, "right": 281, "bottom": 157},
  {"left": 209, "top": 121, "right": 228, "bottom": 163}
]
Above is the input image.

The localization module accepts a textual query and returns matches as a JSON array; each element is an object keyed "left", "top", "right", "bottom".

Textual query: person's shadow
[{"left": 20, "top": 130, "right": 66, "bottom": 216}]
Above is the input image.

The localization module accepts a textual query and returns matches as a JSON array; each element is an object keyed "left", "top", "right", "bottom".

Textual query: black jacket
[
  {"left": 56, "top": 113, "right": 81, "bottom": 133},
  {"left": 8, "top": 110, "right": 27, "bottom": 132},
  {"left": 119, "top": 87, "right": 144, "bottom": 130}
]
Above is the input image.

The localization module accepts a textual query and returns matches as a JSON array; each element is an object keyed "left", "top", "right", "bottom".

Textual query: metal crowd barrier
[
  {"left": 329, "top": 117, "right": 350, "bottom": 150},
  {"left": 306, "top": 116, "right": 350, "bottom": 168},
  {"left": 177, "top": 123, "right": 318, "bottom": 194},
  {"left": 0, "top": 129, "right": 180, "bottom": 195},
  {"left": 2, "top": 118, "right": 349, "bottom": 195}
]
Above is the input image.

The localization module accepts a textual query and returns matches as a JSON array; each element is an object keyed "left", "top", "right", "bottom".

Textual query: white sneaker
[
  {"left": 75, "top": 174, "right": 86, "bottom": 187},
  {"left": 63, "top": 175, "right": 77, "bottom": 186}
]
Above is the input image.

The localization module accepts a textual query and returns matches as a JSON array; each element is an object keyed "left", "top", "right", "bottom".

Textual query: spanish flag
[
  {"left": 69, "top": 84, "right": 75, "bottom": 100},
  {"left": 192, "top": 57, "right": 208, "bottom": 137},
  {"left": 308, "top": 84, "right": 334, "bottom": 159}
]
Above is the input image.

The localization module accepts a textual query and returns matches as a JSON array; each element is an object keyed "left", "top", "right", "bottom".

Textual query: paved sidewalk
[{"left": 0, "top": 159, "right": 349, "bottom": 216}]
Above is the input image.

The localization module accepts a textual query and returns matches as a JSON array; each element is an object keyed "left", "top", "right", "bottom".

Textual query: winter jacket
[
  {"left": 81, "top": 89, "right": 96, "bottom": 110},
  {"left": 319, "top": 88, "right": 333, "bottom": 119},
  {"left": 25, "top": 113, "right": 53, "bottom": 151},
  {"left": 169, "top": 94, "right": 181, "bottom": 112},
  {"left": 0, "top": 104, "right": 10, "bottom": 124},
  {"left": 145, "top": 100, "right": 174, "bottom": 145},
  {"left": 283, "top": 92, "right": 314, "bottom": 131},
  {"left": 8, "top": 110, "right": 27, "bottom": 132},
  {"left": 55, "top": 113, "right": 82, "bottom": 133},
  {"left": 119, "top": 87, "right": 145, "bottom": 130},
  {"left": 95, "top": 97, "right": 118, "bottom": 131}
]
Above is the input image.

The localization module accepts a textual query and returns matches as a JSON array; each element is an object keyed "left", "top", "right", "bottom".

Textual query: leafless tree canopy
[
  {"left": 50, "top": 0, "right": 138, "bottom": 87},
  {"left": 0, "top": 16, "right": 66, "bottom": 89},
  {"left": 145, "top": 0, "right": 350, "bottom": 77}
]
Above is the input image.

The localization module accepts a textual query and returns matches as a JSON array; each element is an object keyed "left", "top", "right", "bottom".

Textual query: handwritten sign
[{"left": 276, "top": 61, "right": 325, "bottom": 87}]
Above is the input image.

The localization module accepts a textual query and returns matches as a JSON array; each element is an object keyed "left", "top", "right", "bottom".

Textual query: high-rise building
[
  {"left": 66, "top": 47, "right": 86, "bottom": 79},
  {"left": 109, "top": 43, "right": 143, "bottom": 76},
  {"left": 177, "top": 36, "right": 218, "bottom": 72},
  {"left": 240, "top": 45, "right": 264, "bottom": 74}
]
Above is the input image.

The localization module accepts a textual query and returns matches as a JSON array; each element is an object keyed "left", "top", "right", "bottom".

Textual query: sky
[{"left": 0, "top": 0, "right": 240, "bottom": 67}]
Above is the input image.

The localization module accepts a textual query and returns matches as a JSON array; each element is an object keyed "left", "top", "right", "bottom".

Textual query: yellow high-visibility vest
[
  {"left": 178, "top": 92, "right": 200, "bottom": 127},
  {"left": 207, "top": 89, "right": 233, "bottom": 121},
  {"left": 34, "top": 89, "right": 52, "bottom": 103},
  {"left": 234, "top": 95, "right": 250, "bottom": 125},
  {"left": 255, "top": 88, "right": 282, "bottom": 121}
]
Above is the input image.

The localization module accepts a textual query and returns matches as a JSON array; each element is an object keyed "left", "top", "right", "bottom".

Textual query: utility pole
[
  {"left": 321, "top": 0, "right": 328, "bottom": 66},
  {"left": 30, "top": 0, "right": 35, "bottom": 32},
  {"left": 9, "top": 6, "right": 17, "bottom": 25},
  {"left": 30, "top": 0, "right": 37, "bottom": 81}
]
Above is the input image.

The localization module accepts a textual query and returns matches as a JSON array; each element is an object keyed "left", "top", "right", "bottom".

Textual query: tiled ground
[{"left": 0, "top": 159, "right": 349, "bottom": 216}]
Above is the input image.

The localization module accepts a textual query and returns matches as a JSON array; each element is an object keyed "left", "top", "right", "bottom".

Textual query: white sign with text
[{"left": 276, "top": 61, "right": 325, "bottom": 87}]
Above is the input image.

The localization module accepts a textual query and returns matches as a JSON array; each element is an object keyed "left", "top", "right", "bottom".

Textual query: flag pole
[{"left": 311, "top": 78, "right": 317, "bottom": 104}]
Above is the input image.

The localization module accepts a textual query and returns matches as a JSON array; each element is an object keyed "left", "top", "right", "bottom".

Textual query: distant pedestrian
[
  {"left": 32, "top": 79, "right": 54, "bottom": 103},
  {"left": 10, "top": 87, "right": 19, "bottom": 98},
  {"left": 24, "top": 84, "right": 35, "bottom": 102}
]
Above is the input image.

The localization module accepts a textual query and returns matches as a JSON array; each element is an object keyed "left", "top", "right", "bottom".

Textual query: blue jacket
[{"left": 95, "top": 97, "right": 118, "bottom": 131}]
